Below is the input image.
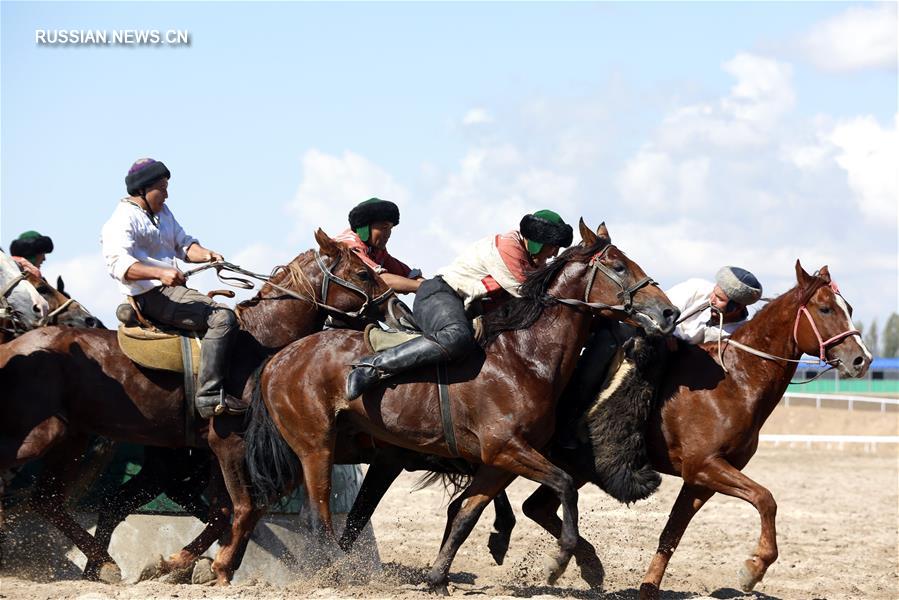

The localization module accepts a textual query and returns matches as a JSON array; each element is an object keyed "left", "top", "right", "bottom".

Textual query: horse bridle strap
[
  {"left": 793, "top": 304, "right": 861, "bottom": 362},
  {"left": 551, "top": 246, "right": 658, "bottom": 316},
  {"left": 38, "top": 298, "right": 75, "bottom": 326},
  {"left": 314, "top": 251, "right": 394, "bottom": 319}
]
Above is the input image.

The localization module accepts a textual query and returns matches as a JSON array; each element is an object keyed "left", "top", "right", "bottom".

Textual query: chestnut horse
[
  {"left": 495, "top": 261, "right": 871, "bottom": 598},
  {"left": 245, "top": 221, "right": 679, "bottom": 592},
  {"left": 0, "top": 230, "right": 392, "bottom": 583}
]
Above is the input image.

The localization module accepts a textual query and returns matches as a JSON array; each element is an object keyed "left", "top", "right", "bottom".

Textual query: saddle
[{"left": 115, "top": 301, "right": 200, "bottom": 375}]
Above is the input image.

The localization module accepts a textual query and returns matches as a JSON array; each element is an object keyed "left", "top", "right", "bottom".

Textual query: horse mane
[
  {"left": 479, "top": 238, "right": 608, "bottom": 346},
  {"left": 742, "top": 271, "right": 830, "bottom": 326},
  {"left": 235, "top": 248, "right": 331, "bottom": 310}
]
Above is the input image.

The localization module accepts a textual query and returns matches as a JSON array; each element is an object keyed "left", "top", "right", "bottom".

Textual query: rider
[
  {"left": 345, "top": 209, "right": 573, "bottom": 400},
  {"left": 9, "top": 230, "right": 54, "bottom": 278},
  {"left": 666, "top": 266, "right": 763, "bottom": 344},
  {"left": 100, "top": 158, "right": 244, "bottom": 418},
  {"left": 333, "top": 198, "right": 424, "bottom": 293}
]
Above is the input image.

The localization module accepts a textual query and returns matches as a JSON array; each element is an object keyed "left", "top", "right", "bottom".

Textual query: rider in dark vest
[
  {"left": 100, "top": 158, "right": 244, "bottom": 418},
  {"left": 345, "top": 209, "right": 573, "bottom": 400}
]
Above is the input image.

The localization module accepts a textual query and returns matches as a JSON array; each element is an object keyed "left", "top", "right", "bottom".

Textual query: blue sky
[{"left": 2, "top": 1, "right": 897, "bottom": 337}]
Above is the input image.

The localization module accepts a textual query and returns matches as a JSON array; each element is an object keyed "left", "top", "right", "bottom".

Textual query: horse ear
[
  {"left": 596, "top": 221, "right": 611, "bottom": 243},
  {"left": 579, "top": 218, "right": 597, "bottom": 246},
  {"left": 817, "top": 265, "right": 832, "bottom": 283},
  {"left": 314, "top": 229, "right": 341, "bottom": 257},
  {"left": 56, "top": 276, "right": 65, "bottom": 294},
  {"left": 795, "top": 259, "right": 813, "bottom": 287}
]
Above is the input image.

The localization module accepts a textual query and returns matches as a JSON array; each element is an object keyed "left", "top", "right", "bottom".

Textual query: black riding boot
[
  {"left": 196, "top": 335, "right": 245, "bottom": 418},
  {"left": 346, "top": 336, "right": 449, "bottom": 400}
]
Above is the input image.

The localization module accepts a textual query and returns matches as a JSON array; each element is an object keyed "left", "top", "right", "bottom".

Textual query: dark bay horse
[
  {"left": 0, "top": 230, "right": 392, "bottom": 583},
  {"left": 246, "top": 220, "right": 679, "bottom": 592},
  {"left": 500, "top": 261, "right": 871, "bottom": 598}
]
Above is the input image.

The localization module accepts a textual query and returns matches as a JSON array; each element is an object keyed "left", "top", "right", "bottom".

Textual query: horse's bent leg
[
  {"left": 29, "top": 439, "right": 121, "bottom": 583},
  {"left": 338, "top": 456, "right": 402, "bottom": 553},
  {"left": 487, "top": 490, "right": 515, "bottom": 565},
  {"left": 491, "top": 442, "right": 580, "bottom": 585},
  {"left": 691, "top": 459, "right": 778, "bottom": 592},
  {"left": 426, "top": 466, "right": 516, "bottom": 594},
  {"left": 639, "top": 483, "right": 714, "bottom": 600},
  {"left": 523, "top": 482, "right": 604, "bottom": 588}
]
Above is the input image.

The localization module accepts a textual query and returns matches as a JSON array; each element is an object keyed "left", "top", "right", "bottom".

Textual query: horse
[
  {"left": 0, "top": 229, "right": 393, "bottom": 584},
  {"left": 484, "top": 261, "right": 871, "bottom": 598},
  {"left": 0, "top": 252, "right": 100, "bottom": 341},
  {"left": 243, "top": 220, "right": 679, "bottom": 592}
]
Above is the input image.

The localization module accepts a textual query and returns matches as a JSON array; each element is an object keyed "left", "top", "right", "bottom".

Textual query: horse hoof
[
  {"left": 137, "top": 555, "right": 166, "bottom": 582},
  {"left": 638, "top": 582, "right": 660, "bottom": 600},
  {"left": 543, "top": 553, "right": 571, "bottom": 585},
  {"left": 192, "top": 557, "right": 216, "bottom": 585},
  {"left": 738, "top": 557, "right": 765, "bottom": 592},
  {"left": 98, "top": 562, "right": 122, "bottom": 584},
  {"left": 487, "top": 531, "right": 510, "bottom": 565}
]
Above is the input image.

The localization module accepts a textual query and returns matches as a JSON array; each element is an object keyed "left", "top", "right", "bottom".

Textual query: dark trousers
[
  {"left": 412, "top": 277, "right": 475, "bottom": 359},
  {"left": 135, "top": 285, "right": 238, "bottom": 399}
]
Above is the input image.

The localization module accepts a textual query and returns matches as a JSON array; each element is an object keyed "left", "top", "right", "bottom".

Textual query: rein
[
  {"left": 551, "top": 245, "right": 658, "bottom": 318},
  {"left": 183, "top": 255, "right": 394, "bottom": 322},
  {"left": 713, "top": 281, "right": 861, "bottom": 383}
]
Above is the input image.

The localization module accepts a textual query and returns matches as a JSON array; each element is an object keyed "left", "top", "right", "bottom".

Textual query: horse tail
[{"left": 244, "top": 364, "right": 300, "bottom": 506}]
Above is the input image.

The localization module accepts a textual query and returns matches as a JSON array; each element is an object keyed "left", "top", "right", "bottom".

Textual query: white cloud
[
  {"left": 657, "top": 53, "right": 794, "bottom": 150},
  {"left": 828, "top": 113, "right": 899, "bottom": 224},
  {"left": 462, "top": 108, "right": 493, "bottom": 126},
  {"left": 799, "top": 3, "right": 898, "bottom": 72},
  {"left": 286, "top": 149, "right": 409, "bottom": 241}
]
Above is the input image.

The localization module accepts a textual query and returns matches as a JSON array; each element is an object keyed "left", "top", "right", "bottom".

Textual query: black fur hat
[
  {"left": 520, "top": 210, "right": 573, "bottom": 253},
  {"left": 125, "top": 158, "right": 171, "bottom": 196},
  {"left": 348, "top": 198, "right": 400, "bottom": 230},
  {"left": 9, "top": 231, "right": 53, "bottom": 261}
]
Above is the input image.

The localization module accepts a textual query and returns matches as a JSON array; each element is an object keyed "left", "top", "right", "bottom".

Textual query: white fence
[
  {"left": 759, "top": 434, "right": 899, "bottom": 452},
  {"left": 782, "top": 392, "right": 899, "bottom": 412}
]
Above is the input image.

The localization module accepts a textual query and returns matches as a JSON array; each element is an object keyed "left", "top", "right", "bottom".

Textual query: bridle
[
  {"left": 715, "top": 280, "right": 862, "bottom": 381},
  {"left": 186, "top": 253, "right": 394, "bottom": 322},
  {"left": 551, "top": 244, "right": 658, "bottom": 319}
]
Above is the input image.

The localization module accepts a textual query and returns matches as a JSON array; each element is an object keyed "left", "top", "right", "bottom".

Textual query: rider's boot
[
  {"left": 195, "top": 334, "right": 245, "bottom": 418},
  {"left": 346, "top": 336, "right": 449, "bottom": 400}
]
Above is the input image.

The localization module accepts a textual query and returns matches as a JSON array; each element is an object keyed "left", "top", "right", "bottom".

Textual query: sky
[{"left": 1, "top": 1, "right": 897, "bottom": 336}]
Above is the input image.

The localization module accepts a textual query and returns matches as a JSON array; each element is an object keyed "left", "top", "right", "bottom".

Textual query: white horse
[{"left": 0, "top": 251, "right": 49, "bottom": 334}]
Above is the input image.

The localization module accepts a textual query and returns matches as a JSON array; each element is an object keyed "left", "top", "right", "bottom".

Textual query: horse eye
[
  {"left": 357, "top": 270, "right": 371, "bottom": 281},
  {"left": 819, "top": 306, "right": 831, "bottom": 315},
  {"left": 614, "top": 263, "right": 626, "bottom": 274}
]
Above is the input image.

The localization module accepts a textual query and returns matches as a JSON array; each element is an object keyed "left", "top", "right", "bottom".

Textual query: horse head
[
  {"left": 28, "top": 274, "right": 104, "bottom": 329},
  {"left": 571, "top": 219, "right": 679, "bottom": 336},
  {"left": 793, "top": 260, "right": 871, "bottom": 378},
  {"left": 313, "top": 229, "right": 394, "bottom": 322}
]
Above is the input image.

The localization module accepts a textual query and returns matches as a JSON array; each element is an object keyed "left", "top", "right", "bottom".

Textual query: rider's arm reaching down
[{"left": 380, "top": 272, "right": 424, "bottom": 294}]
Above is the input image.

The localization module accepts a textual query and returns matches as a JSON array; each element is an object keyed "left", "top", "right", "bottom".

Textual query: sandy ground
[{"left": 1, "top": 407, "right": 897, "bottom": 599}]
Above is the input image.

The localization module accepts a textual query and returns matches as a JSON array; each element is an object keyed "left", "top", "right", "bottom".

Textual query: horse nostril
[
  {"left": 853, "top": 356, "right": 865, "bottom": 367},
  {"left": 85, "top": 317, "right": 97, "bottom": 328},
  {"left": 662, "top": 308, "right": 678, "bottom": 323}
]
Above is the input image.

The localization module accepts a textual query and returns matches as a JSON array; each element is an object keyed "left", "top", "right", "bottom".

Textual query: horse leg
[
  {"left": 490, "top": 442, "right": 580, "bottom": 586},
  {"left": 639, "top": 483, "right": 715, "bottom": 600},
  {"left": 29, "top": 437, "right": 122, "bottom": 583},
  {"left": 690, "top": 458, "right": 779, "bottom": 593},
  {"left": 487, "top": 491, "right": 515, "bottom": 565},
  {"left": 338, "top": 455, "right": 402, "bottom": 553},
  {"left": 522, "top": 482, "right": 605, "bottom": 588},
  {"left": 205, "top": 427, "right": 268, "bottom": 585},
  {"left": 426, "top": 465, "right": 516, "bottom": 595}
]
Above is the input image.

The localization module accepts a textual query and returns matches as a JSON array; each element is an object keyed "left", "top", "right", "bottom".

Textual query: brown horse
[
  {"left": 244, "top": 220, "right": 679, "bottom": 592},
  {"left": 496, "top": 261, "right": 872, "bottom": 598},
  {"left": 0, "top": 230, "right": 392, "bottom": 583},
  {"left": 0, "top": 269, "right": 101, "bottom": 342}
]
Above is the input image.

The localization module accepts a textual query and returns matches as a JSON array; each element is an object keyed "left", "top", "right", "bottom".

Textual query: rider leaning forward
[
  {"left": 346, "top": 209, "right": 573, "bottom": 400},
  {"left": 334, "top": 198, "right": 424, "bottom": 293},
  {"left": 101, "top": 158, "right": 245, "bottom": 418}
]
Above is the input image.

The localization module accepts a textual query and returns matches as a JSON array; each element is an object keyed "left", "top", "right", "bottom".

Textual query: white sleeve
[
  {"left": 170, "top": 211, "right": 199, "bottom": 260},
  {"left": 101, "top": 212, "right": 139, "bottom": 283}
]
